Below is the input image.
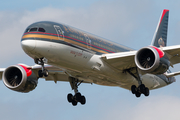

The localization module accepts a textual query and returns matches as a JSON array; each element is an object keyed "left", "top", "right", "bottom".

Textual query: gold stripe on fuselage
[
  {"left": 22, "top": 34, "right": 109, "bottom": 54},
  {"left": 22, "top": 34, "right": 59, "bottom": 40}
]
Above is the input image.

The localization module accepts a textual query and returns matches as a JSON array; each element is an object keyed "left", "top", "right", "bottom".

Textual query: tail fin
[{"left": 151, "top": 9, "right": 169, "bottom": 47}]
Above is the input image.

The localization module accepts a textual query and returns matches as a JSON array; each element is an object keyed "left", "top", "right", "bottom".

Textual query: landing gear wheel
[
  {"left": 72, "top": 100, "right": 77, "bottom": 106},
  {"left": 135, "top": 91, "right": 141, "bottom": 97},
  {"left": 131, "top": 84, "right": 150, "bottom": 97},
  {"left": 131, "top": 85, "right": 137, "bottom": 94},
  {"left": 144, "top": 87, "right": 150, "bottom": 96},
  {"left": 38, "top": 69, "right": 49, "bottom": 77},
  {"left": 38, "top": 70, "right": 44, "bottom": 77},
  {"left": 67, "top": 93, "right": 73, "bottom": 103},
  {"left": 68, "top": 77, "right": 86, "bottom": 106},
  {"left": 75, "top": 93, "right": 82, "bottom": 101},
  {"left": 139, "top": 84, "right": 145, "bottom": 93},
  {"left": 67, "top": 93, "right": 86, "bottom": 106},
  {"left": 43, "top": 69, "right": 49, "bottom": 77},
  {"left": 80, "top": 96, "right": 86, "bottom": 105}
]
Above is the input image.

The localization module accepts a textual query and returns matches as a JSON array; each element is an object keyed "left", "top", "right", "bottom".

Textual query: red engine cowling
[
  {"left": 135, "top": 46, "right": 170, "bottom": 74},
  {"left": 2, "top": 64, "right": 38, "bottom": 93}
]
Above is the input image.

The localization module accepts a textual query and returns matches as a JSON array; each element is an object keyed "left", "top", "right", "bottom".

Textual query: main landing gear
[
  {"left": 67, "top": 77, "right": 86, "bottom": 106},
  {"left": 34, "top": 58, "right": 49, "bottom": 77},
  {"left": 131, "top": 84, "right": 149, "bottom": 97},
  {"left": 126, "top": 68, "right": 150, "bottom": 98}
]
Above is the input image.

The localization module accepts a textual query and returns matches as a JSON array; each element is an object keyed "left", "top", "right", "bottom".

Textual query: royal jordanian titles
[{"left": 1, "top": 9, "right": 180, "bottom": 106}]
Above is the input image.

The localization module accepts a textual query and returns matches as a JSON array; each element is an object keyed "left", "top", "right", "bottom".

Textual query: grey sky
[{"left": 0, "top": 0, "right": 180, "bottom": 120}]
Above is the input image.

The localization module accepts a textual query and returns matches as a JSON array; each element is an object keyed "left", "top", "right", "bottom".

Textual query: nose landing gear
[{"left": 34, "top": 58, "right": 49, "bottom": 77}]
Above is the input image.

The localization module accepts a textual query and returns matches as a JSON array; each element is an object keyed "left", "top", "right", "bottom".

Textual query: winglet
[{"left": 151, "top": 9, "right": 169, "bottom": 47}]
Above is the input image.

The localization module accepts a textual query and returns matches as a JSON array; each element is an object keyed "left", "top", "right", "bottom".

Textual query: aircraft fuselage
[{"left": 21, "top": 21, "right": 174, "bottom": 90}]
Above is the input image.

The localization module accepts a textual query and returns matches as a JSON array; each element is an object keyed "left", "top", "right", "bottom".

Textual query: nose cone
[{"left": 21, "top": 40, "right": 36, "bottom": 52}]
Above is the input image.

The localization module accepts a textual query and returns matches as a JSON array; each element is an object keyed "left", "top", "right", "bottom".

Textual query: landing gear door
[{"left": 54, "top": 25, "right": 64, "bottom": 41}]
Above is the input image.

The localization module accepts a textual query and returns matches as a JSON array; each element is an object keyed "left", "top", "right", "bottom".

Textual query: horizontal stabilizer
[{"left": 164, "top": 71, "right": 180, "bottom": 78}]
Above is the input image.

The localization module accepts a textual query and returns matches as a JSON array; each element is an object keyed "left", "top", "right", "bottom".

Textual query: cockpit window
[
  {"left": 29, "top": 27, "right": 38, "bottom": 32},
  {"left": 26, "top": 27, "right": 46, "bottom": 33},
  {"left": 25, "top": 28, "right": 30, "bottom": 33},
  {"left": 38, "top": 28, "right": 46, "bottom": 32}
]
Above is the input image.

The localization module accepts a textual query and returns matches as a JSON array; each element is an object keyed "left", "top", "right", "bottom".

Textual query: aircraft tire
[
  {"left": 67, "top": 93, "right": 73, "bottom": 103},
  {"left": 72, "top": 100, "right": 77, "bottom": 106},
  {"left": 131, "top": 85, "right": 137, "bottom": 94},
  {"left": 135, "top": 91, "right": 141, "bottom": 98},
  {"left": 80, "top": 96, "right": 86, "bottom": 105},
  {"left": 144, "top": 87, "right": 150, "bottom": 96},
  {"left": 43, "top": 69, "right": 49, "bottom": 77},
  {"left": 139, "top": 84, "right": 145, "bottom": 93},
  {"left": 75, "top": 92, "right": 82, "bottom": 101}
]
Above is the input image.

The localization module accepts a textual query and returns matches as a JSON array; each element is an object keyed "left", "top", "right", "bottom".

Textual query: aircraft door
[
  {"left": 54, "top": 25, "right": 64, "bottom": 40},
  {"left": 84, "top": 34, "right": 91, "bottom": 49}
]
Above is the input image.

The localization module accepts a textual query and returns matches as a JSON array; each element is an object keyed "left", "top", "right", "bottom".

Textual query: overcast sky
[{"left": 0, "top": 0, "right": 180, "bottom": 120}]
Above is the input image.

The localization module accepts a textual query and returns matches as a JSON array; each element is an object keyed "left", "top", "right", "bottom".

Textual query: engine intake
[
  {"left": 3, "top": 65, "right": 38, "bottom": 93},
  {"left": 135, "top": 46, "right": 170, "bottom": 74}
]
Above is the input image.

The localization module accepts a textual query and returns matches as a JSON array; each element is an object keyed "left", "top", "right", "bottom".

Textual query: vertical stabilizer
[{"left": 151, "top": 9, "right": 169, "bottom": 47}]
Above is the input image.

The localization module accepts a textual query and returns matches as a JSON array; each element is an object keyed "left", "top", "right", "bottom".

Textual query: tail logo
[{"left": 158, "top": 37, "right": 165, "bottom": 47}]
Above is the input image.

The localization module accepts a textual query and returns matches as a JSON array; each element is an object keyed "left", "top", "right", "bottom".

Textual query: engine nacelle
[
  {"left": 2, "top": 64, "right": 38, "bottom": 93},
  {"left": 135, "top": 46, "right": 170, "bottom": 74}
]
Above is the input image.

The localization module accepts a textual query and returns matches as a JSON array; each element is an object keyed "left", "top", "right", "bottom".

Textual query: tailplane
[{"left": 151, "top": 9, "right": 169, "bottom": 47}]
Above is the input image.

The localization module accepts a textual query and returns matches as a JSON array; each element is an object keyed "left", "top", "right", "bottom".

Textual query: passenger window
[
  {"left": 38, "top": 28, "right": 46, "bottom": 32},
  {"left": 29, "top": 28, "right": 38, "bottom": 32}
]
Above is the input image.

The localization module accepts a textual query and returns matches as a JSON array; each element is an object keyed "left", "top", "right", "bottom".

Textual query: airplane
[{"left": 1, "top": 9, "right": 180, "bottom": 106}]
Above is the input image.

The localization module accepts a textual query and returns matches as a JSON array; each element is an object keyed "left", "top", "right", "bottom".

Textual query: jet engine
[
  {"left": 135, "top": 46, "right": 170, "bottom": 74},
  {"left": 2, "top": 64, "right": 38, "bottom": 93}
]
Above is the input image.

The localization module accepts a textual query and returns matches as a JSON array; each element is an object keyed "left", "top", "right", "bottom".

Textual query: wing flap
[
  {"left": 45, "top": 71, "right": 69, "bottom": 82},
  {"left": 30, "top": 64, "right": 70, "bottom": 82}
]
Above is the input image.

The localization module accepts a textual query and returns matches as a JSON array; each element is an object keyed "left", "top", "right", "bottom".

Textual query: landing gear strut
[
  {"left": 126, "top": 68, "right": 150, "bottom": 97},
  {"left": 67, "top": 77, "right": 86, "bottom": 106},
  {"left": 34, "top": 58, "right": 49, "bottom": 77}
]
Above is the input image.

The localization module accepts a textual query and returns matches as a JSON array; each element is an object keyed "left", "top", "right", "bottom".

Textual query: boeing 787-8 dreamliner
[{"left": 1, "top": 9, "right": 180, "bottom": 106}]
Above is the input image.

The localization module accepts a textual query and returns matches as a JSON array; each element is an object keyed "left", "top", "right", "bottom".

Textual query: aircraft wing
[
  {"left": 101, "top": 45, "right": 180, "bottom": 71},
  {"left": 101, "top": 51, "right": 137, "bottom": 71},
  {"left": 0, "top": 68, "right": 5, "bottom": 80},
  {"left": 0, "top": 64, "right": 92, "bottom": 84},
  {"left": 30, "top": 64, "right": 72, "bottom": 83},
  {"left": 0, "top": 64, "right": 70, "bottom": 82},
  {"left": 162, "top": 45, "right": 180, "bottom": 65},
  {"left": 31, "top": 65, "right": 91, "bottom": 83}
]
